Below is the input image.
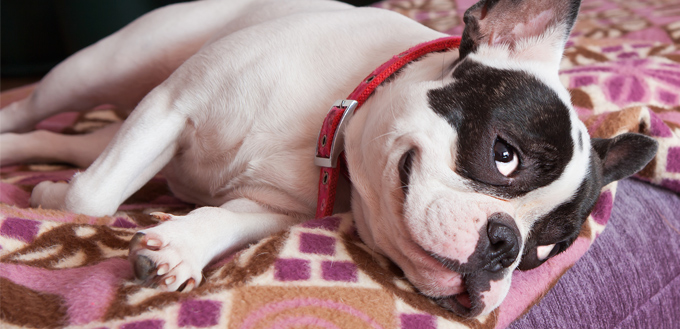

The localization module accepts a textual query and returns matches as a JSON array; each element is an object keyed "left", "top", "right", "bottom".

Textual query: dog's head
[{"left": 344, "top": 0, "right": 658, "bottom": 318}]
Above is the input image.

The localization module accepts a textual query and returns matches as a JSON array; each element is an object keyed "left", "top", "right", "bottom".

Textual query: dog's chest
[{"left": 159, "top": 103, "right": 324, "bottom": 215}]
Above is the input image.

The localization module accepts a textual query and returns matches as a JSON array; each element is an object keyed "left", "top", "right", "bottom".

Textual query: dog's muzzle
[{"left": 430, "top": 213, "right": 520, "bottom": 317}]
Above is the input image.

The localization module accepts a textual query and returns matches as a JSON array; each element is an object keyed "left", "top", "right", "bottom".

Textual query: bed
[{"left": 1, "top": 0, "right": 678, "bottom": 328}]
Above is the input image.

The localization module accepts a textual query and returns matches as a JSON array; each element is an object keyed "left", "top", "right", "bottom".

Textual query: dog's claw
[
  {"left": 130, "top": 231, "right": 145, "bottom": 247},
  {"left": 150, "top": 212, "right": 174, "bottom": 222},
  {"left": 164, "top": 276, "right": 176, "bottom": 286},
  {"left": 145, "top": 238, "right": 162, "bottom": 250},
  {"left": 156, "top": 264, "right": 169, "bottom": 276},
  {"left": 131, "top": 231, "right": 162, "bottom": 250},
  {"left": 180, "top": 278, "right": 196, "bottom": 292}
]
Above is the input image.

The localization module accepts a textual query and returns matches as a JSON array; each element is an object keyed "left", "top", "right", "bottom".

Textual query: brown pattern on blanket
[
  {"left": 0, "top": 212, "right": 497, "bottom": 328},
  {"left": 1, "top": 0, "right": 679, "bottom": 328}
]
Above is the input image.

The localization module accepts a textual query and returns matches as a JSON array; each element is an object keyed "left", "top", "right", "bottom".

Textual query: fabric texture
[{"left": 1, "top": 0, "right": 679, "bottom": 328}]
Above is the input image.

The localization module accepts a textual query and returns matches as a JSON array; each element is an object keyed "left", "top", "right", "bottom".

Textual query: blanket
[{"left": 1, "top": 0, "right": 679, "bottom": 328}]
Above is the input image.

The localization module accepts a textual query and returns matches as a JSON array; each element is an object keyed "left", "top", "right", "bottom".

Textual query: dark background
[{"left": 0, "top": 0, "right": 377, "bottom": 89}]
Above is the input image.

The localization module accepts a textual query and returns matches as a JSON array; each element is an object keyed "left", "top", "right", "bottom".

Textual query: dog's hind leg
[
  {"left": 128, "top": 199, "right": 300, "bottom": 291},
  {"left": 29, "top": 88, "right": 186, "bottom": 216},
  {"left": 0, "top": 122, "right": 122, "bottom": 167}
]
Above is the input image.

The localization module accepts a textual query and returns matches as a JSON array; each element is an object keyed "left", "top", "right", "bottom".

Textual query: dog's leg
[
  {"left": 0, "top": 122, "right": 122, "bottom": 167},
  {"left": 28, "top": 86, "right": 187, "bottom": 216},
  {"left": 128, "top": 199, "right": 300, "bottom": 291}
]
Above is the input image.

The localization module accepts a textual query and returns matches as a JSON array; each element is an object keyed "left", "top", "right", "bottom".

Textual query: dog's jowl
[{"left": 0, "top": 0, "right": 657, "bottom": 318}]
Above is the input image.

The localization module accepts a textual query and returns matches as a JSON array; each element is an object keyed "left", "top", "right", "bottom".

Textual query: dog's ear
[
  {"left": 591, "top": 133, "right": 658, "bottom": 186},
  {"left": 459, "top": 0, "right": 581, "bottom": 64}
]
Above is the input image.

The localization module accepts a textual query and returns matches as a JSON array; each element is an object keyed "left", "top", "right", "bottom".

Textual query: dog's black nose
[{"left": 484, "top": 213, "right": 521, "bottom": 273}]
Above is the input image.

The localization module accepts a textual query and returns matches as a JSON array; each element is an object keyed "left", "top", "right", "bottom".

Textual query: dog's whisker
[
  {"left": 368, "top": 131, "right": 397, "bottom": 144},
  {"left": 390, "top": 185, "right": 408, "bottom": 191}
]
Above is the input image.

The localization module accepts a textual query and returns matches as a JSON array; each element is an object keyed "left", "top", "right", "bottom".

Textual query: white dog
[{"left": 0, "top": 0, "right": 657, "bottom": 317}]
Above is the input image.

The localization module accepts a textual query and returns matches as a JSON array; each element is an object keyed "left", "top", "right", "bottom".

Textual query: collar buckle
[{"left": 314, "top": 99, "right": 358, "bottom": 168}]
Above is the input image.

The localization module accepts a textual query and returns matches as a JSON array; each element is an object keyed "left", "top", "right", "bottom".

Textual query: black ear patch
[
  {"left": 518, "top": 134, "right": 657, "bottom": 270},
  {"left": 518, "top": 157, "right": 601, "bottom": 270},
  {"left": 591, "top": 133, "right": 658, "bottom": 186},
  {"left": 428, "top": 60, "right": 573, "bottom": 199}
]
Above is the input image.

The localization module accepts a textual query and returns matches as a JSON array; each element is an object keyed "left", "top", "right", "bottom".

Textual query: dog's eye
[{"left": 494, "top": 138, "right": 518, "bottom": 176}]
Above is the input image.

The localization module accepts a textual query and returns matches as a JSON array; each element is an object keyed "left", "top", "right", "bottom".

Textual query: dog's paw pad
[{"left": 132, "top": 254, "right": 156, "bottom": 282}]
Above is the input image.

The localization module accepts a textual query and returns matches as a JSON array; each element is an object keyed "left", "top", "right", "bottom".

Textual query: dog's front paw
[{"left": 128, "top": 214, "right": 205, "bottom": 292}]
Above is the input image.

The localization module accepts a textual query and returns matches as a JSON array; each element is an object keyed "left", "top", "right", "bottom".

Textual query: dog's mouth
[
  {"left": 406, "top": 243, "right": 485, "bottom": 318},
  {"left": 398, "top": 149, "right": 415, "bottom": 194},
  {"left": 434, "top": 278, "right": 483, "bottom": 318},
  {"left": 393, "top": 161, "right": 489, "bottom": 318},
  {"left": 427, "top": 250, "right": 481, "bottom": 317}
]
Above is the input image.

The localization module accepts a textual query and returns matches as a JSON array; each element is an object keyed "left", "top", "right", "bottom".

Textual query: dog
[{"left": 0, "top": 0, "right": 658, "bottom": 318}]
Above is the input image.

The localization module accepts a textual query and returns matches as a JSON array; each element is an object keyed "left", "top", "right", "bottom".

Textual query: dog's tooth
[
  {"left": 165, "top": 276, "right": 176, "bottom": 285},
  {"left": 536, "top": 244, "right": 556, "bottom": 261}
]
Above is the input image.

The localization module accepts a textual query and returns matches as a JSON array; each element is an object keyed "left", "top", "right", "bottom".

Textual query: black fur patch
[{"left": 428, "top": 60, "right": 574, "bottom": 199}]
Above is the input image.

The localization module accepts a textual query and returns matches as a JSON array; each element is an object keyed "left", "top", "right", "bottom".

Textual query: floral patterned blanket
[{"left": 1, "top": 0, "right": 679, "bottom": 328}]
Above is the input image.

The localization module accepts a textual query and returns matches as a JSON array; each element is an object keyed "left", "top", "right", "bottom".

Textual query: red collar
[{"left": 314, "top": 36, "right": 461, "bottom": 218}]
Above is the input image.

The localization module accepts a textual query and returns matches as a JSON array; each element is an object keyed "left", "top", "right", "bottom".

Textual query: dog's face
[{"left": 344, "top": 0, "right": 657, "bottom": 318}]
